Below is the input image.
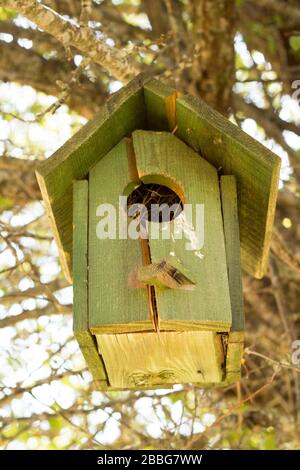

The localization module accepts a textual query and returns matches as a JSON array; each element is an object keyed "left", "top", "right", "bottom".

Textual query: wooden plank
[
  {"left": 36, "top": 74, "right": 151, "bottom": 282},
  {"left": 176, "top": 95, "right": 281, "bottom": 279},
  {"left": 132, "top": 130, "right": 232, "bottom": 331},
  {"left": 135, "top": 260, "right": 196, "bottom": 290},
  {"left": 144, "top": 79, "right": 177, "bottom": 131},
  {"left": 88, "top": 138, "right": 151, "bottom": 334},
  {"left": 73, "top": 181, "right": 88, "bottom": 333},
  {"left": 225, "top": 331, "right": 244, "bottom": 384},
  {"left": 97, "top": 331, "right": 224, "bottom": 388},
  {"left": 220, "top": 176, "right": 244, "bottom": 332},
  {"left": 226, "top": 342, "right": 243, "bottom": 374},
  {"left": 193, "top": 332, "right": 244, "bottom": 387},
  {"left": 73, "top": 180, "right": 108, "bottom": 385}
]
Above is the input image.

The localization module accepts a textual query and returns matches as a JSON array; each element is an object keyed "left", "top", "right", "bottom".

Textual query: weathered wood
[
  {"left": 132, "top": 130, "right": 232, "bottom": 331},
  {"left": 193, "top": 331, "right": 244, "bottom": 387},
  {"left": 135, "top": 260, "right": 196, "bottom": 290},
  {"left": 73, "top": 180, "right": 89, "bottom": 334},
  {"left": 88, "top": 138, "right": 151, "bottom": 334},
  {"left": 36, "top": 74, "right": 151, "bottom": 282},
  {"left": 226, "top": 342, "right": 244, "bottom": 374},
  {"left": 73, "top": 180, "right": 107, "bottom": 385},
  {"left": 37, "top": 75, "right": 280, "bottom": 283},
  {"left": 97, "top": 330, "right": 224, "bottom": 388},
  {"left": 225, "top": 331, "right": 244, "bottom": 384},
  {"left": 221, "top": 176, "right": 244, "bottom": 332},
  {"left": 176, "top": 95, "right": 281, "bottom": 279},
  {"left": 144, "top": 79, "right": 177, "bottom": 131}
]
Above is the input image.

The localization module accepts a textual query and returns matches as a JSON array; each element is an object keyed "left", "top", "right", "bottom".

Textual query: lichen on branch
[{"left": 5, "top": 0, "right": 138, "bottom": 82}]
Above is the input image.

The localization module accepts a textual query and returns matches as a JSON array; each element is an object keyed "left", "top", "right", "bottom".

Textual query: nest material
[{"left": 127, "top": 183, "right": 183, "bottom": 223}]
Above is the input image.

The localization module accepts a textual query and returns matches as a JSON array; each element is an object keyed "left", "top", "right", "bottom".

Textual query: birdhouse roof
[{"left": 36, "top": 74, "right": 280, "bottom": 282}]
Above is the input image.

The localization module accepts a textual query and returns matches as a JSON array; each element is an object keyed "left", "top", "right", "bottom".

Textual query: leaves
[
  {"left": 0, "top": 7, "right": 16, "bottom": 21},
  {"left": 289, "top": 36, "right": 300, "bottom": 53}
]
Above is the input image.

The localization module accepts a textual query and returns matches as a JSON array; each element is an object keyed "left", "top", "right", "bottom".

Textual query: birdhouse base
[
  {"left": 93, "top": 330, "right": 244, "bottom": 391},
  {"left": 96, "top": 331, "right": 224, "bottom": 389}
]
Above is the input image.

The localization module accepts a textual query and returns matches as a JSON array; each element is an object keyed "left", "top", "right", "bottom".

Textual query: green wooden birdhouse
[{"left": 36, "top": 75, "right": 281, "bottom": 390}]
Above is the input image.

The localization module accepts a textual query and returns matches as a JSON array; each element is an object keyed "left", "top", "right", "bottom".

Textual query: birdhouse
[{"left": 36, "top": 75, "right": 280, "bottom": 390}]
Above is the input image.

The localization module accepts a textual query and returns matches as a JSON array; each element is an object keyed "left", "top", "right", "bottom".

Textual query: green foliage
[
  {"left": 249, "top": 427, "right": 277, "bottom": 450},
  {"left": 0, "top": 197, "right": 14, "bottom": 211},
  {"left": 2, "top": 422, "right": 19, "bottom": 439},
  {"left": 289, "top": 36, "right": 300, "bottom": 53},
  {"left": 0, "top": 7, "right": 16, "bottom": 21},
  {"left": 49, "top": 417, "right": 64, "bottom": 433},
  {"left": 250, "top": 22, "right": 265, "bottom": 35},
  {"left": 267, "top": 37, "right": 277, "bottom": 56},
  {"left": 235, "top": 52, "right": 247, "bottom": 69}
]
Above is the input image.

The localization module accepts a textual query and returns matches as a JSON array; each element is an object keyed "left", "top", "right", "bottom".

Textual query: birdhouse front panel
[
  {"left": 36, "top": 76, "right": 281, "bottom": 390},
  {"left": 86, "top": 130, "right": 232, "bottom": 388}
]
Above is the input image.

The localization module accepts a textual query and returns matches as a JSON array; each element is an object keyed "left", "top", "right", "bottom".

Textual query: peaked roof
[{"left": 36, "top": 74, "right": 280, "bottom": 282}]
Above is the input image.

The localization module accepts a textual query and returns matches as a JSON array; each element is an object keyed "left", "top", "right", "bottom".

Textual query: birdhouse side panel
[
  {"left": 220, "top": 176, "right": 244, "bottom": 332},
  {"left": 73, "top": 180, "right": 108, "bottom": 386}
]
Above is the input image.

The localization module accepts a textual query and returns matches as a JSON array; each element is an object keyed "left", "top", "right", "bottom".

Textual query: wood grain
[
  {"left": 176, "top": 94, "right": 281, "bottom": 278},
  {"left": 73, "top": 180, "right": 108, "bottom": 385},
  {"left": 36, "top": 74, "right": 150, "bottom": 281},
  {"left": 144, "top": 79, "right": 177, "bottom": 131},
  {"left": 225, "top": 331, "right": 244, "bottom": 384},
  {"left": 132, "top": 130, "right": 232, "bottom": 331},
  {"left": 97, "top": 331, "right": 224, "bottom": 388},
  {"left": 88, "top": 138, "right": 151, "bottom": 334},
  {"left": 221, "top": 176, "right": 244, "bottom": 332}
]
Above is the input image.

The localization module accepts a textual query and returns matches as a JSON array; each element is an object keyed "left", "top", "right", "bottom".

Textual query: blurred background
[{"left": 0, "top": 0, "right": 300, "bottom": 450}]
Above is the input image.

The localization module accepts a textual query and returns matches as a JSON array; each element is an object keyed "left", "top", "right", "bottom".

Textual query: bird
[{"left": 131, "top": 259, "right": 196, "bottom": 291}]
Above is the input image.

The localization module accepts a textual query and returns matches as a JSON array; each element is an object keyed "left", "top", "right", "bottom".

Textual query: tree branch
[
  {"left": 0, "top": 278, "right": 69, "bottom": 306},
  {"left": 0, "top": 41, "right": 106, "bottom": 117},
  {"left": 0, "top": 370, "right": 84, "bottom": 408},
  {"left": 0, "top": 156, "right": 41, "bottom": 209},
  {"left": 0, "top": 303, "right": 72, "bottom": 329},
  {"left": 5, "top": 0, "right": 138, "bottom": 82},
  {"left": 271, "top": 227, "right": 300, "bottom": 275},
  {"left": 234, "top": 94, "right": 300, "bottom": 166},
  {"left": 189, "top": 0, "right": 236, "bottom": 115},
  {"left": 0, "top": 20, "right": 65, "bottom": 56},
  {"left": 234, "top": 94, "right": 300, "bottom": 136},
  {"left": 247, "top": 0, "right": 300, "bottom": 23}
]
